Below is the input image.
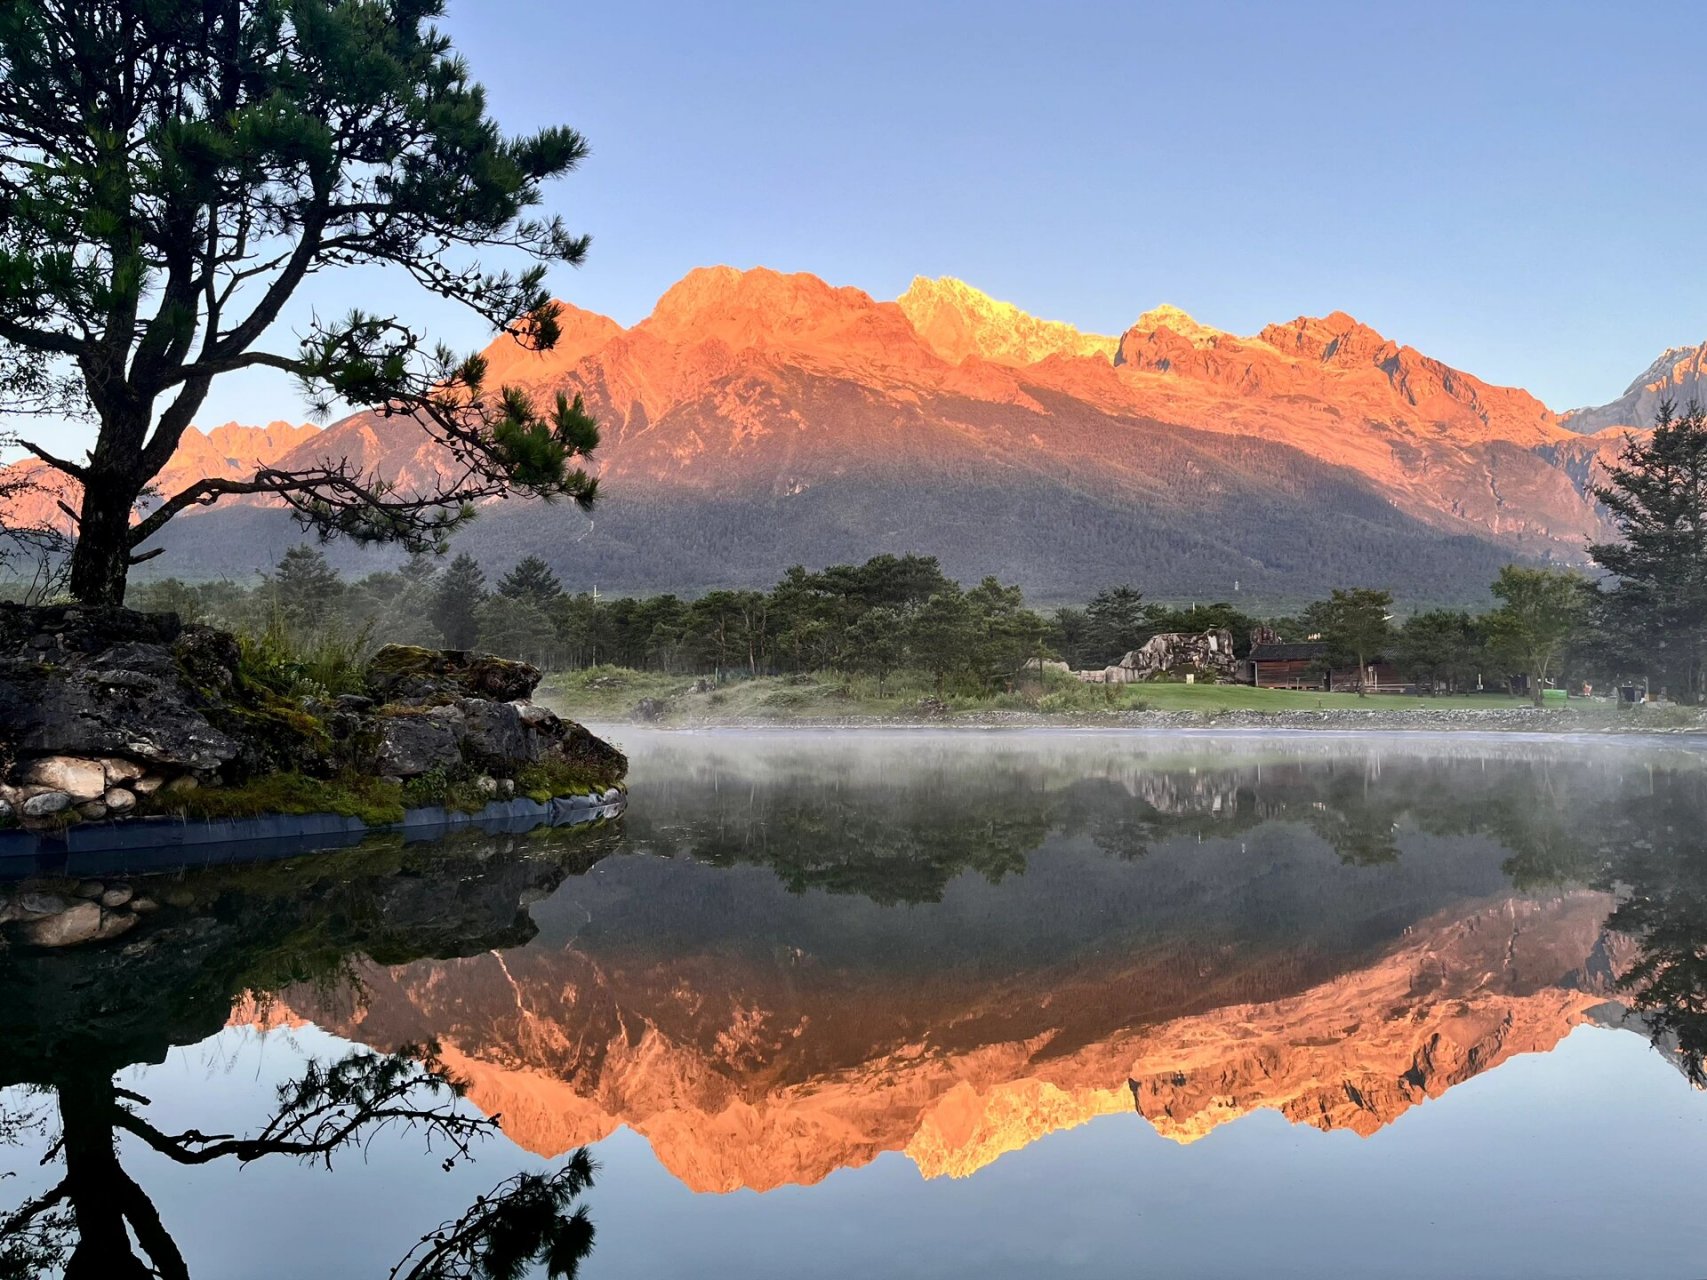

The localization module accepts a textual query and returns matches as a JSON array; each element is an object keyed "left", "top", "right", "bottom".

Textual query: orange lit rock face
[
  {"left": 897, "top": 276, "right": 1119, "bottom": 366},
  {"left": 245, "top": 267, "right": 1636, "bottom": 567},
  {"left": 8, "top": 270, "right": 1665, "bottom": 578},
  {"left": 0, "top": 420, "right": 317, "bottom": 530},
  {"left": 259, "top": 892, "right": 1623, "bottom": 1195}
]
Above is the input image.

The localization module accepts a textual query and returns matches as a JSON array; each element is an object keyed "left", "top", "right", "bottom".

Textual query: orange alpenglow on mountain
[
  {"left": 0, "top": 421, "right": 318, "bottom": 531},
  {"left": 0, "top": 268, "right": 1669, "bottom": 600},
  {"left": 246, "top": 892, "right": 1625, "bottom": 1195}
]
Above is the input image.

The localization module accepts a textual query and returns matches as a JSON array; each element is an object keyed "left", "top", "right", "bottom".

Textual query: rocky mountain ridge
[
  {"left": 0, "top": 420, "right": 317, "bottom": 532},
  {"left": 252, "top": 891, "right": 1626, "bottom": 1194},
  {"left": 4, "top": 270, "right": 1691, "bottom": 602}
]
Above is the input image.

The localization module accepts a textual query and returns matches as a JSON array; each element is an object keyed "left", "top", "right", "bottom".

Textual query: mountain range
[
  {"left": 3, "top": 268, "right": 1691, "bottom": 603},
  {"left": 233, "top": 736, "right": 1662, "bottom": 1195},
  {"left": 253, "top": 890, "right": 1620, "bottom": 1194}
]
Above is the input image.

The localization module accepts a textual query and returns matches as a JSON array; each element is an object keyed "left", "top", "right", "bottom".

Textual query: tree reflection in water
[
  {"left": 7, "top": 739, "right": 1707, "bottom": 1272},
  {"left": 620, "top": 738, "right": 1707, "bottom": 1084},
  {"left": 0, "top": 825, "right": 617, "bottom": 1279}
]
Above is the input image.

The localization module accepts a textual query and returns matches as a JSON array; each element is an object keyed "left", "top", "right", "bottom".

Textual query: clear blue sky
[{"left": 23, "top": 0, "right": 1707, "bottom": 452}]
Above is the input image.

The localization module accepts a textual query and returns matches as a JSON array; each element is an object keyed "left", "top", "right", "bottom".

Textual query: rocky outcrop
[
  {"left": 0, "top": 606, "right": 625, "bottom": 845},
  {"left": 1073, "top": 628, "right": 1239, "bottom": 684}
]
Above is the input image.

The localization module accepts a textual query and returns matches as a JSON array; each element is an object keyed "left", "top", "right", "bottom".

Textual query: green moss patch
[
  {"left": 140, "top": 772, "right": 408, "bottom": 827},
  {"left": 514, "top": 758, "right": 613, "bottom": 804}
]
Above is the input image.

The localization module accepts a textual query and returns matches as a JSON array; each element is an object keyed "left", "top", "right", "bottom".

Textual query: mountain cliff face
[
  {"left": 11, "top": 268, "right": 1685, "bottom": 603},
  {"left": 256, "top": 891, "right": 1623, "bottom": 1194},
  {"left": 897, "top": 276, "right": 1119, "bottom": 366},
  {"left": 0, "top": 420, "right": 317, "bottom": 532},
  {"left": 1562, "top": 342, "right": 1707, "bottom": 435}
]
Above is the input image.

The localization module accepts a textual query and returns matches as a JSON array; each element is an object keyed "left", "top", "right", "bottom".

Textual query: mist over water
[{"left": 6, "top": 730, "right": 1707, "bottom": 1278}]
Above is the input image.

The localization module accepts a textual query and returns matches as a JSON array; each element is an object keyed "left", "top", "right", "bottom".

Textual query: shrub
[{"left": 238, "top": 617, "right": 374, "bottom": 699}]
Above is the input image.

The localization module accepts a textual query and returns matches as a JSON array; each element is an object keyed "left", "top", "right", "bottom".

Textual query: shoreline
[
  {"left": 573, "top": 705, "right": 1707, "bottom": 736},
  {"left": 0, "top": 787, "right": 627, "bottom": 878}
]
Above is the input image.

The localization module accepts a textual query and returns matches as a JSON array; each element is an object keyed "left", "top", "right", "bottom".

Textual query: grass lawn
[
  {"left": 1122, "top": 684, "right": 1533, "bottom": 713},
  {"left": 540, "top": 665, "right": 1543, "bottom": 723}
]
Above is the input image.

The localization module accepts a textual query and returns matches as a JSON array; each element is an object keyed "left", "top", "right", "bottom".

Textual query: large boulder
[
  {"left": 0, "top": 605, "right": 241, "bottom": 772},
  {"left": 365, "top": 646, "right": 541, "bottom": 705},
  {"left": 372, "top": 708, "right": 464, "bottom": 778},
  {"left": 1102, "top": 628, "right": 1240, "bottom": 684},
  {"left": 23, "top": 756, "right": 107, "bottom": 802},
  {"left": 455, "top": 699, "right": 544, "bottom": 768}
]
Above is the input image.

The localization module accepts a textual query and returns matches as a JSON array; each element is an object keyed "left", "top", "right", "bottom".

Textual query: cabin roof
[{"left": 1249, "top": 641, "right": 1329, "bottom": 663}]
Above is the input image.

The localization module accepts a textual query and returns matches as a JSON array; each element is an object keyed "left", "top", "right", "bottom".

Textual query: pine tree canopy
[{"left": 0, "top": 0, "right": 600, "bottom": 604}]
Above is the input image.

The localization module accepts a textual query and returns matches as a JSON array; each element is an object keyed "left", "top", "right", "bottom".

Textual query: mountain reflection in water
[{"left": 5, "top": 730, "right": 1707, "bottom": 1277}]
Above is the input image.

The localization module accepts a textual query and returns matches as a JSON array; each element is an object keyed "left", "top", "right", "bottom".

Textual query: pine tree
[
  {"left": 498, "top": 555, "right": 565, "bottom": 606},
  {"left": 1308, "top": 588, "right": 1392, "bottom": 695},
  {"left": 1590, "top": 401, "right": 1707, "bottom": 703},
  {"left": 476, "top": 594, "right": 557, "bottom": 665},
  {"left": 431, "top": 553, "right": 488, "bottom": 651},
  {"left": 265, "top": 546, "right": 344, "bottom": 635},
  {"left": 0, "top": 1, "right": 599, "bottom": 604},
  {"left": 1083, "top": 586, "right": 1148, "bottom": 664}
]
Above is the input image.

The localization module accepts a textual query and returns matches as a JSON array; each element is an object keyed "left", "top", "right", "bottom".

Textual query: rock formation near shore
[{"left": 0, "top": 604, "right": 625, "bottom": 928}]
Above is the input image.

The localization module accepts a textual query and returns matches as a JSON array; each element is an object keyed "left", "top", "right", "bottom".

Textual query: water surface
[{"left": 5, "top": 730, "right": 1707, "bottom": 1278}]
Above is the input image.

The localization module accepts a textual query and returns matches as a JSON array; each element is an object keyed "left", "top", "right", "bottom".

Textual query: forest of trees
[
  {"left": 121, "top": 546, "right": 1605, "bottom": 701},
  {"left": 12, "top": 400, "right": 1704, "bottom": 706}
]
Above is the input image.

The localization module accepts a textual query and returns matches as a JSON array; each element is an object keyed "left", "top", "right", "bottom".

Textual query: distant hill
[{"left": 6, "top": 267, "right": 1668, "bottom": 605}]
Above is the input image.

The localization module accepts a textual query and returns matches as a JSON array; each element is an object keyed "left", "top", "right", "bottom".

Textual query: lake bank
[{"left": 539, "top": 669, "right": 1704, "bottom": 735}]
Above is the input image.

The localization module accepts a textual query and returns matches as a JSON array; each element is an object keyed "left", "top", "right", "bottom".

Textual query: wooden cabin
[{"left": 1248, "top": 641, "right": 1400, "bottom": 692}]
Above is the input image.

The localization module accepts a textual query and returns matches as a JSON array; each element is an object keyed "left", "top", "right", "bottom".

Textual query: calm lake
[{"left": 6, "top": 729, "right": 1707, "bottom": 1278}]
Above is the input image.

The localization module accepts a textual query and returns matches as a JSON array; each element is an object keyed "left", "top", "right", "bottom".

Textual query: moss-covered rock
[
  {"left": 365, "top": 645, "right": 541, "bottom": 704},
  {"left": 0, "top": 606, "right": 626, "bottom": 836}
]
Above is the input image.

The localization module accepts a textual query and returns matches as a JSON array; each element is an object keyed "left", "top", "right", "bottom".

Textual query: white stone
[
  {"left": 21, "top": 900, "right": 102, "bottom": 947},
  {"left": 0, "top": 798, "right": 11, "bottom": 823},
  {"left": 131, "top": 775, "right": 165, "bottom": 795},
  {"left": 99, "top": 886, "right": 133, "bottom": 908},
  {"left": 102, "top": 787, "right": 137, "bottom": 815},
  {"left": 163, "top": 775, "right": 199, "bottom": 794},
  {"left": 99, "top": 757, "right": 146, "bottom": 785},
  {"left": 14, "top": 892, "right": 69, "bottom": 918},
  {"left": 21, "top": 790, "right": 71, "bottom": 818},
  {"left": 23, "top": 757, "right": 107, "bottom": 802}
]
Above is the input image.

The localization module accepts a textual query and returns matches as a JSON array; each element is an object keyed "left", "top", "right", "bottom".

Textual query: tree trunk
[
  {"left": 67, "top": 468, "right": 143, "bottom": 606},
  {"left": 58, "top": 1074, "right": 154, "bottom": 1280}
]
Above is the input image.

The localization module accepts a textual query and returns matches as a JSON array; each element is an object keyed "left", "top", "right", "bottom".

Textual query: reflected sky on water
[{"left": 6, "top": 731, "right": 1707, "bottom": 1278}]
